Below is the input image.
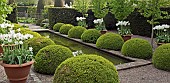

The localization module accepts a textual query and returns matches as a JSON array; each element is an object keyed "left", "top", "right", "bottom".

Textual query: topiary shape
[
  {"left": 59, "top": 24, "right": 74, "bottom": 35},
  {"left": 53, "top": 23, "right": 64, "bottom": 32},
  {"left": 34, "top": 45, "right": 73, "bottom": 74},
  {"left": 96, "top": 33, "right": 124, "bottom": 50},
  {"left": 26, "top": 37, "right": 56, "bottom": 55},
  {"left": 81, "top": 29, "right": 101, "bottom": 43},
  {"left": 152, "top": 43, "right": 170, "bottom": 71},
  {"left": 53, "top": 54, "right": 120, "bottom": 83},
  {"left": 121, "top": 38, "right": 152, "bottom": 59},
  {"left": 68, "top": 26, "right": 87, "bottom": 39},
  {"left": 13, "top": 23, "right": 23, "bottom": 30},
  {"left": 21, "top": 31, "right": 41, "bottom": 37}
]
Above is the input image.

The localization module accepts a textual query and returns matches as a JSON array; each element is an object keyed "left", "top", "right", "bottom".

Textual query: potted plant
[
  {"left": 116, "top": 21, "right": 132, "bottom": 41},
  {"left": 108, "top": 0, "right": 135, "bottom": 41},
  {"left": 76, "top": 16, "right": 87, "bottom": 27},
  {"left": 153, "top": 24, "right": 170, "bottom": 46},
  {"left": 0, "top": 25, "right": 34, "bottom": 83},
  {"left": 93, "top": 18, "right": 107, "bottom": 34},
  {"left": 73, "top": 0, "right": 91, "bottom": 27},
  {"left": 91, "top": 0, "right": 109, "bottom": 34}
]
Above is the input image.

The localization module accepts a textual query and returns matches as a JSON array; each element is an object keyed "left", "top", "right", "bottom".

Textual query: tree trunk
[
  {"left": 7, "top": 0, "right": 17, "bottom": 23},
  {"left": 54, "top": 0, "right": 64, "bottom": 7},
  {"left": 37, "top": 0, "right": 44, "bottom": 13}
]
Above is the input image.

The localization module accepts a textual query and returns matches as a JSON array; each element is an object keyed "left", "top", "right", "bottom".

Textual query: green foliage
[
  {"left": 73, "top": 0, "right": 91, "bottom": 16},
  {"left": 96, "top": 33, "right": 124, "bottom": 50},
  {"left": 36, "top": 19, "right": 44, "bottom": 26},
  {"left": 22, "top": 31, "right": 42, "bottom": 38},
  {"left": 13, "top": 23, "right": 23, "bottom": 30},
  {"left": 138, "top": 0, "right": 170, "bottom": 25},
  {"left": 53, "top": 54, "right": 120, "bottom": 83},
  {"left": 16, "top": 0, "right": 38, "bottom": 6},
  {"left": 48, "top": 8, "right": 78, "bottom": 29},
  {"left": 34, "top": 45, "right": 73, "bottom": 74},
  {"left": 26, "top": 37, "right": 56, "bottom": 55},
  {"left": 59, "top": 24, "right": 74, "bottom": 35},
  {"left": 91, "top": 0, "right": 109, "bottom": 18},
  {"left": 68, "top": 26, "right": 87, "bottom": 39},
  {"left": 152, "top": 43, "right": 170, "bottom": 71},
  {"left": 81, "top": 29, "right": 101, "bottom": 43},
  {"left": 53, "top": 23, "right": 64, "bottom": 32},
  {"left": 108, "top": 0, "right": 136, "bottom": 21},
  {"left": 0, "top": 0, "right": 13, "bottom": 23},
  {"left": 121, "top": 38, "right": 152, "bottom": 59}
]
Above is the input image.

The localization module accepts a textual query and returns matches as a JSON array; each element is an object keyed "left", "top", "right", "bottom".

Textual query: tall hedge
[{"left": 48, "top": 7, "right": 78, "bottom": 29}]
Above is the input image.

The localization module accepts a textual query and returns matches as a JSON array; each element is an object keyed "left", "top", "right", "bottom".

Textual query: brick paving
[{"left": 0, "top": 23, "right": 170, "bottom": 83}]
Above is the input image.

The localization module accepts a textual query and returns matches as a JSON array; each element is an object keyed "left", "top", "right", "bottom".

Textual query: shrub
[
  {"left": 20, "top": 28, "right": 32, "bottom": 32},
  {"left": 48, "top": 8, "right": 78, "bottom": 29},
  {"left": 26, "top": 37, "right": 56, "bottom": 55},
  {"left": 13, "top": 23, "right": 23, "bottom": 30},
  {"left": 36, "top": 19, "right": 44, "bottom": 26},
  {"left": 53, "top": 23, "right": 64, "bottom": 32},
  {"left": 59, "top": 24, "right": 74, "bottom": 35},
  {"left": 152, "top": 44, "right": 170, "bottom": 71},
  {"left": 81, "top": 29, "right": 101, "bottom": 43},
  {"left": 22, "top": 31, "right": 41, "bottom": 37},
  {"left": 96, "top": 33, "right": 124, "bottom": 50},
  {"left": 53, "top": 54, "right": 120, "bottom": 83},
  {"left": 40, "top": 19, "right": 49, "bottom": 27},
  {"left": 121, "top": 38, "right": 152, "bottom": 59},
  {"left": 68, "top": 26, "right": 87, "bottom": 39},
  {"left": 34, "top": 45, "right": 73, "bottom": 74}
]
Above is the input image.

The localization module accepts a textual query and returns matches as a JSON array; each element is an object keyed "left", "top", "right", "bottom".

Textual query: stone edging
[{"left": 32, "top": 29, "right": 152, "bottom": 71}]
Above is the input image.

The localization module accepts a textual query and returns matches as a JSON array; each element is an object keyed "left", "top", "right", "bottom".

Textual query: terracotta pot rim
[
  {"left": 1, "top": 60, "right": 34, "bottom": 68},
  {"left": 122, "top": 34, "right": 133, "bottom": 36}
]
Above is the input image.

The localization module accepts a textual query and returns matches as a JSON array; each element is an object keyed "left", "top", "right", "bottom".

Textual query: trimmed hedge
[
  {"left": 26, "top": 37, "right": 56, "bottom": 55},
  {"left": 121, "top": 38, "right": 152, "bottom": 59},
  {"left": 53, "top": 23, "right": 64, "bottom": 32},
  {"left": 59, "top": 24, "right": 74, "bottom": 35},
  {"left": 96, "top": 33, "right": 124, "bottom": 50},
  {"left": 68, "top": 26, "right": 87, "bottom": 39},
  {"left": 53, "top": 54, "right": 120, "bottom": 83},
  {"left": 34, "top": 45, "right": 73, "bottom": 74},
  {"left": 22, "top": 31, "right": 41, "bottom": 37},
  {"left": 81, "top": 29, "right": 101, "bottom": 43},
  {"left": 48, "top": 7, "right": 78, "bottom": 29},
  {"left": 152, "top": 44, "right": 170, "bottom": 71}
]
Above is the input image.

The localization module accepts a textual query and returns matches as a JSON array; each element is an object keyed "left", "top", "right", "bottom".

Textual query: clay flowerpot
[
  {"left": 1, "top": 61, "right": 34, "bottom": 83},
  {"left": 100, "top": 30, "right": 107, "bottom": 35},
  {"left": 122, "top": 35, "right": 132, "bottom": 42}
]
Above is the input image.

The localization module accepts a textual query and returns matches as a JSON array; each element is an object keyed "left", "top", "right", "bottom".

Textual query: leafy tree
[
  {"left": 0, "top": 0, "right": 13, "bottom": 23},
  {"left": 108, "top": 0, "right": 136, "bottom": 21},
  {"left": 137, "top": 0, "right": 170, "bottom": 47},
  {"left": 91, "top": 0, "right": 108, "bottom": 18},
  {"left": 73, "top": 0, "right": 91, "bottom": 17}
]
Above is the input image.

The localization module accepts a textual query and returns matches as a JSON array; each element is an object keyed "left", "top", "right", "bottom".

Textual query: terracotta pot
[
  {"left": 122, "top": 35, "right": 132, "bottom": 42},
  {"left": 156, "top": 42, "right": 169, "bottom": 46},
  {"left": 0, "top": 45, "right": 3, "bottom": 55},
  {"left": 100, "top": 30, "right": 107, "bottom": 35},
  {"left": 1, "top": 61, "right": 34, "bottom": 83}
]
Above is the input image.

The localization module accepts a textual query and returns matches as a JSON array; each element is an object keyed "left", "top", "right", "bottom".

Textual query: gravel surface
[{"left": 119, "top": 65, "right": 170, "bottom": 83}]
